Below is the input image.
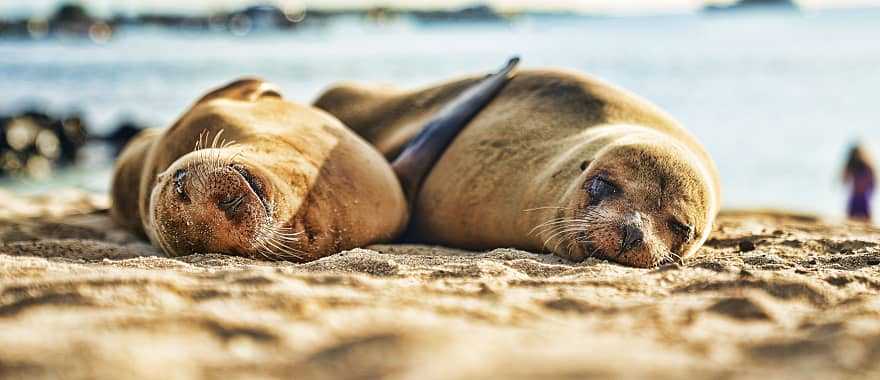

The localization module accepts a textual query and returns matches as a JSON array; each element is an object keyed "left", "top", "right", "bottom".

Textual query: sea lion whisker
[
  {"left": 272, "top": 228, "right": 303, "bottom": 236},
  {"left": 549, "top": 224, "right": 591, "bottom": 253},
  {"left": 262, "top": 236, "right": 304, "bottom": 260},
  {"left": 522, "top": 206, "right": 576, "bottom": 213},
  {"left": 249, "top": 239, "right": 267, "bottom": 260},
  {"left": 210, "top": 129, "right": 225, "bottom": 150},
  {"left": 273, "top": 234, "right": 303, "bottom": 242},
  {"left": 269, "top": 230, "right": 303, "bottom": 242},
  {"left": 564, "top": 229, "right": 583, "bottom": 258},
  {"left": 253, "top": 240, "right": 273, "bottom": 261},
  {"left": 528, "top": 218, "right": 569, "bottom": 236},
  {"left": 666, "top": 251, "right": 682, "bottom": 264},
  {"left": 543, "top": 223, "right": 577, "bottom": 252},
  {"left": 270, "top": 228, "right": 302, "bottom": 236},
  {"left": 656, "top": 250, "right": 678, "bottom": 267},
  {"left": 274, "top": 235, "right": 310, "bottom": 243},
  {"left": 529, "top": 216, "right": 586, "bottom": 236},
  {"left": 212, "top": 150, "right": 223, "bottom": 171},
  {"left": 543, "top": 220, "right": 591, "bottom": 237},
  {"left": 541, "top": 227, "right": 550, "bottom": 250},
  {"left": 275, "top": 239, "right": 307, "bottom": 255},
  {"left": 193, "top": 129, "right": 205, "bottom": 151},
  {"left": 272, "top": 233, "right": 303, "bottom": 242},
  {"left": 200, "top": 129, "right": 213, "bottom": 151},
  {"left": 552, "top": 226, "right": 591, "bottom": 237},
  {"left": 530, "top": 219, "right": 569, "bottom": 232},
  {"left": 261, "top": 236, "right": 285, "bottom": 252},
  {"left": 532, "top": 216, "right": 578, "bottom": 227},
  {"left": 255, "top": 232, "right": 283, "bottom": 257},
  {"left": 228, "top": 151, "right": 244, "bottom": 163},
  {"left": 539, "top": 224, "right": 562, "bottom": 251},
  {"left": 251, "top": 221, "right": 307, "bottom": 260},
  {"left": 538, "top": 218, "right": 586, "bottom": 250},
  {"left": 274, "top": 242, "right": 307, "bottom": 259},
  {"left": 548, "top": 220, "right": 589, "bottom": 257},
  {"left": 273, "top": 239, "right": 301, "bottom": 245}
]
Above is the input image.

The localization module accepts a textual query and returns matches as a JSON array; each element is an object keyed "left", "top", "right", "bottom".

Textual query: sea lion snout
[
  {"left": 205, "top": 165, "right": 269, "bottom": 222},
  {"left": 150, "top": 159, "right": 274, "bottom": 258},
  {"left": 170, "top": 161, "right": 270, "bottom": 219},
  {"left": 619, "top": 215, "right": 645, "bottom": 254},
  {"left": 571, "top": 206, "right": 664, "bottom": 268}
]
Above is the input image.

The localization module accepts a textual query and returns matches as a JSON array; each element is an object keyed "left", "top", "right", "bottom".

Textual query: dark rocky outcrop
[{"left": 704, "top": 0, "right": 799, "bottom": 12}]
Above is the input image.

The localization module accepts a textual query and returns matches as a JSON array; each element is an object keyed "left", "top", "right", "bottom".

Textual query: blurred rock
[
  {"left": 0, "top": 109, "right": 90, "bottom": 178},
  {"left": 704, "top": 0, "right": 798, "bottom": 12},
  {"left": 100, "top": 120, "right": 146, "bottom": 157},
  {"left": 55, "top": 115, "right": 88, "bottom": 163},
  {"left": 50, "top": 2, "right": 115, "bottom": 41},
  {"left": 236, "top": 5, "right": 300, "bottom": 32},
  {"left": 410, "top": 5, "right": 507, "bottom": 24},
  {"left": 0, "top": 3, "right": 523, "bottom": 40}
]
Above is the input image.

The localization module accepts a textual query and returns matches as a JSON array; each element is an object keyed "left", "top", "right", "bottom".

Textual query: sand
[{"left": 2, "top": 189, "right": 880, "bottom": 379}]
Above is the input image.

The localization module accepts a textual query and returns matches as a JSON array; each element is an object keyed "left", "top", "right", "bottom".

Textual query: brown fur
[
  {"left": 111, "top": 78, "right": 408, "bottom": 261},
  {"left": 315, "top": 69, "right": 720, "bottom": 268}
]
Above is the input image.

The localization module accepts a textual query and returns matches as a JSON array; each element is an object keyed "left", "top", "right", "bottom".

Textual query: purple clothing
[
  {"left": 848, "top": 192, "right": 871, "bottom": 218},
  {"left": 847, "top": 167, "right": 874, "bottom": 219}
]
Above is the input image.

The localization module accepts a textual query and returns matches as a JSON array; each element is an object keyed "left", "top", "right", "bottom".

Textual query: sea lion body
[
  {"left": 315, "top": 69, "right": 721, "bottom": 267},
  {"left": 111, "top": 79, "right": 408, "bottom": 260}
]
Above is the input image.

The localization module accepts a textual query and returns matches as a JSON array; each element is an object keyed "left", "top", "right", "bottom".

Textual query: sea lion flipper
[
  {"left": 110, "top": 128, "right": 162, "bottom": 237},
  {"left": 392, "top": 56, "right": 520, "bottom": 204}
]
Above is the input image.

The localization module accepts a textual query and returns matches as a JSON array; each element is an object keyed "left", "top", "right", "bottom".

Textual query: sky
[{"left": 1, "top": 0, "right": 879, "bottom": 17}]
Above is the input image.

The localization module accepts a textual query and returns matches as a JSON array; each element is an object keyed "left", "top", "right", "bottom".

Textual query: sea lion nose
[{"left": 620, "top": 222, "right": 644, "bottom": 253}]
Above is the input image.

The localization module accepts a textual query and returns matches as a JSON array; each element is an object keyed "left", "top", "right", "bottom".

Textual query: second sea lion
[{"left": 315, "top": 66, "right": 720, "bottom": 268}]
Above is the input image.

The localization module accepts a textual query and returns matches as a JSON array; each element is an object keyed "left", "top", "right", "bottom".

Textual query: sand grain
[{"left": 1, "top": 190, "right": 880, "bottom": 379}]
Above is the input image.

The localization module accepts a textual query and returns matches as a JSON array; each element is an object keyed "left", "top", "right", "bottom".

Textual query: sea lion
[
  {"left": 314, "top": 66, "right": 721, "bottom": 268},
  {"left": 110, "top": 59, "right": 518, "bottom": 261}
]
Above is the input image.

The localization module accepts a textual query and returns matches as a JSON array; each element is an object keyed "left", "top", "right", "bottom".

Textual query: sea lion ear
[{"left": 196, "top": 78, "right": 284, "bottom": 104}]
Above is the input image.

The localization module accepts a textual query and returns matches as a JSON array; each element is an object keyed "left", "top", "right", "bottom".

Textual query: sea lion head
[
  {"left": 555, "top": 135, "right": 717, "bottom": 268},
  {"left": 147, "top": 145, "right": 305, "bottom": 261}
]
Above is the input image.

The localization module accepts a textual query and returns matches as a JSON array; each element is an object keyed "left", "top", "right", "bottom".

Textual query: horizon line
[{"left": 2, "top": 0, "right": 879, "bottom": 18}]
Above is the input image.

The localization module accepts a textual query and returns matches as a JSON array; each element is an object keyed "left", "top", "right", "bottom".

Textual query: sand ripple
[{"left": 2, "top": 191, "right": 880, "bottom": 379}]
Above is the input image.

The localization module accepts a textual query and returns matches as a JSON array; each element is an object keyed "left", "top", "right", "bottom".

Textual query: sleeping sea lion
[{"left": 314, "top": 65, "right": 720, "bottom": 267}]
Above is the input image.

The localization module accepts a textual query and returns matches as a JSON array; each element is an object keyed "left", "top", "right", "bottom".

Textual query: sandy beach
[{"left": 1, "top": 189, "right": 880, "bottom": 379}]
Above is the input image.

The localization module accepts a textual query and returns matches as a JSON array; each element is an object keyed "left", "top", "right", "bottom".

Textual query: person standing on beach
[{"left": 843, "top": 143, "right": 876, "bottom": 222}]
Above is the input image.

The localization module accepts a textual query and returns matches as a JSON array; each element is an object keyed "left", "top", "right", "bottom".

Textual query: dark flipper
[{"left": 392, "top": 56, "right": 520, "bottom": 205}]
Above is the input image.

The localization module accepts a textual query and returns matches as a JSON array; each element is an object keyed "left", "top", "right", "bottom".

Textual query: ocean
[{"left": 2, "top": 8, "right": 879, "bottom": 217}]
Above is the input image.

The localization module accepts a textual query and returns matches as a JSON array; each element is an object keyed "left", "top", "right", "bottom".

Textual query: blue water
[{"left": 2, "top": 9, "right": 880, "bottom": 217}]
